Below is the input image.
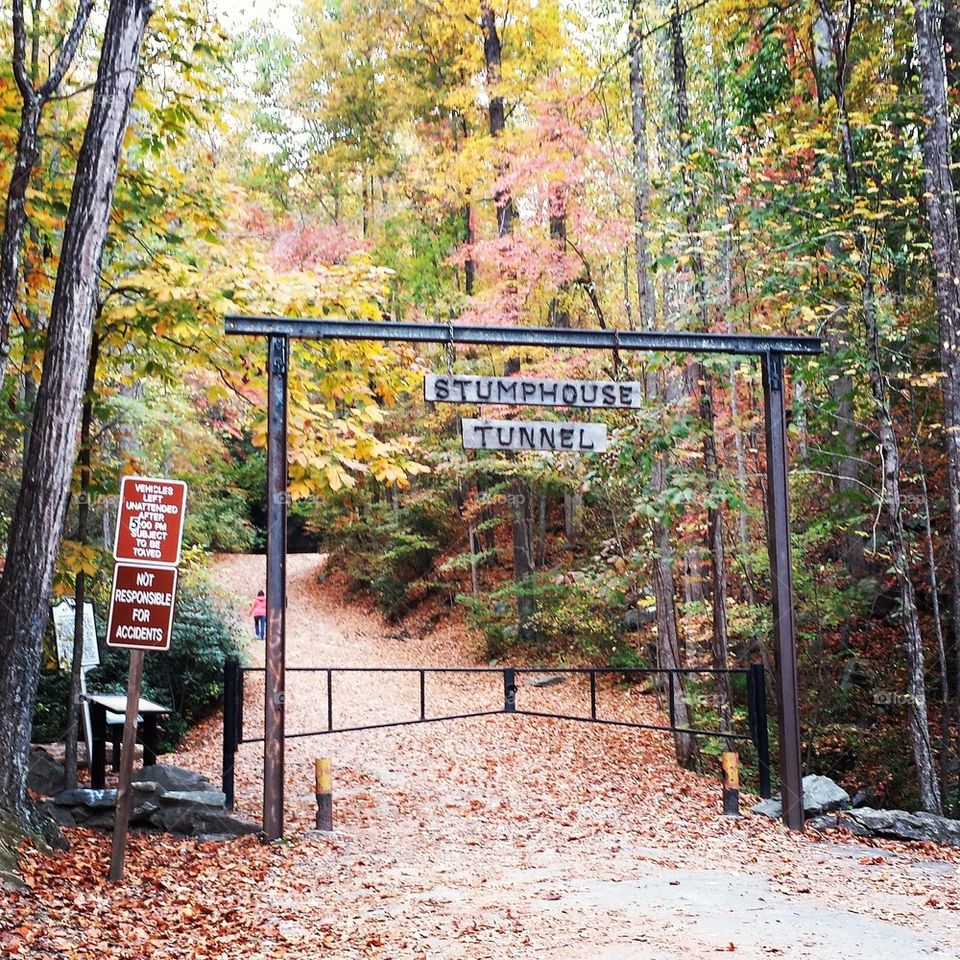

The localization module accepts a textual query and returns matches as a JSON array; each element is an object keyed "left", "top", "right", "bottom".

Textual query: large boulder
[
  {"left": 751, "top": 774, "right": 851, "bottom": 820},
  {"left": 159, "top": 790, "right": 227, "bottom": 808},
  {"left": 28, "top": 748, "right": 66, "bottom": 797},
  {"left": 44, "top": 765, "right": 257, "bottom": 839},
  {"left": 845, "top": 808, "right": 960, "bottom": 847},
  {"left": 150, "top": 805, "right": 259, "bottom": 837},
  {"left": 133, "top": 764, "right": 213, "bottom": 794}
]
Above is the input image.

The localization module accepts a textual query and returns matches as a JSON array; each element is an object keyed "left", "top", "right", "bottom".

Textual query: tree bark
[
  {"left": 912, "top": 0, "right": 960, "bottom": 753},
  {"left": 818, "top": 0, "right": 942, "bottom": 811},
  {"left": 0, "top": 0, "right": 153, "bottom": 828},
  {"left": 64, "top": 330, "right": 99, "bottom": 790},
  {"left": 547, "top": 187, "right": 569, "bottom": 328},
  {"left": 480, "top": 1, "right": 514, "bottom": 238},
  {"left": 0, "top": 0, "right": 94, "bottom": 384},
  {"left": 629, "top": 8, "right": 656, "bottom": 331},
  {"left": 631, "top": 5, "right": 697, "bottom": 766}
]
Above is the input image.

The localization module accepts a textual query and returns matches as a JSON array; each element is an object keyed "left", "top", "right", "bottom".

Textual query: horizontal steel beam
[{"left": 224, "top": 315, "right": 821, "bottom": 356}]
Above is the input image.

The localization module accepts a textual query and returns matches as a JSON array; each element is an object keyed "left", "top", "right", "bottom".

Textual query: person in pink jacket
[{"left": 250, "top": 590, "right": 266, "bottom": 639}]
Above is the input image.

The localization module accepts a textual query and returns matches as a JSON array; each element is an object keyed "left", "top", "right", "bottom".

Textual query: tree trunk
[
  {"left": 818, "top": 0, "right": 941, "bottom": 812},
  {"left": 629, "top": 10, "right": 656, "bottom": 330},
  {"left": 0, "top": 0, "right": 94, "bottom": 384},
  {"left": 632, "top": 10, "right": 697, "bottom": 766},
  {"left": 0, "top": 0, "right": 153, "bottom": 828},
  {"left": 671, "top": 8, "right": 733, "bottom": 725},
  {"left": 463, "top": 205, "right": 475, "bottom": 296},
  {"left": 912, "top": 0, "right": 960, "bottom": 752},
  {"left": 547, "top": 188, "right": 569, "bottom": 328},
  {"left": 480, "top": 1, "right": 514, "bottom": 238},
  {"left": 64, "top": 331, "right": 99, "bottom": 790}
]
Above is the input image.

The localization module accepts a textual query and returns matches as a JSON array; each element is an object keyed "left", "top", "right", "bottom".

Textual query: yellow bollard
[
  {"left": 315, "top": 758, "right": 333, "bottom": 831},
  {"left": 721, "top": 751, "right": 740, "bottom": 817}
]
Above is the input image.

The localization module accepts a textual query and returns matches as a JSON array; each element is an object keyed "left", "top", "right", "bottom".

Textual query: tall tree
[
  {"left": 0, "top": 0, "right": 94, "bottom": 386},
  {"left": 629, "top": 4, "right": 697, "bottom": 767},
  {"left": 817, "top": 0, "right": 941, "bottom": 812},
  {"left": 0, "top": 0, "right": 154, "bottom": 829},
  {"left": 912, "top": 0, "right": 960, "bottom": 740}
]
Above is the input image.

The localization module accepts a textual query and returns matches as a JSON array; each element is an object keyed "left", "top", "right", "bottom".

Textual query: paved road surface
[{"left": 174, "top": 553, "right": 960, "bottom": 960}]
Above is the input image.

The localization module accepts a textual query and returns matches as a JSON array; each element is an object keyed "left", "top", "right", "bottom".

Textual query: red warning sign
[
  {"left": 106, "top": 563, "right": 178, "bottom": 651},
  {"left": 113, "top": 476, "right": 187, "bottom": 567}
]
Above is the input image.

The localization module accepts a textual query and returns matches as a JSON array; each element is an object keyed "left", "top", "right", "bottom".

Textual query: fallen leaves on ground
[{"left": 2, "top": 554, "right": 959, "bottom": 959}]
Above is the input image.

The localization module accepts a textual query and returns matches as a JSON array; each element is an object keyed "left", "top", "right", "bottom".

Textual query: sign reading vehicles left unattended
[{"left": 113, "top": 475, "right": 187, "bottom": 567}]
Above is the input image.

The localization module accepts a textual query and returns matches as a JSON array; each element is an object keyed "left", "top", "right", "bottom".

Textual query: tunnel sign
[
  {"left": 113, "top": 476, "right": 187, "bottom": 566},
  {"left": 461, "top": 418, "right": 608, "bottom": 452},
  {"left": 106, "top": 563, "right": 179, "bottom": 651}
]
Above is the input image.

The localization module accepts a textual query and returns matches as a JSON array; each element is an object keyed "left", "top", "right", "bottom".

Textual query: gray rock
[
  {"left": 159, "top": 790, "right": 227, "bottom": 808},
  {"left": 529, "top": 675, "right": 565, "bottom": 688},
  {"left": 38, "top": 800, "right": 77, "bottom": 828},
  {"left": 624, "top": 607, "right": 656, "bottom": 631},
  {"left": 803, "top": 774, "right": 851, "bottom": 814},
  {"left": 129, "top": 801, "right": 160, "bottom": 827},
  {"left": 806, "top": 813, "right": 872, "bottom": 837},
  {"left": 851, "top": 787, "right": 879, "bottom": 808},
  {"left": 751, "top": 774, "right": 850, "bottom": 820},
  {"left": 751, "top": 798, "right": 783, "bottom": 819},
  {"left": 150, "top": 805, "right": 259, "bottom": 837},
  {"left": 53, "top": 788, "right": 117, "bottom": 809},
  {"left": 28, "top": 747, "right": 66, "bottom": 797},
  {"left": 846, "top": 808, "right": 960, "bottom": 847},
  {"left": 133, "top": 764, "right": 213, "bottom": 795}
]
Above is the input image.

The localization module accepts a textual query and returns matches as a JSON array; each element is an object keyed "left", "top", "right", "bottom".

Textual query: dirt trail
[{"left": 177, "top": 553, "right": 960, "bottom": 960}]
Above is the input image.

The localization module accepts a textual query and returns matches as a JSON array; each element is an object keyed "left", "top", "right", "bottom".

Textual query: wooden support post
[
  {"left": 108, "top": 650, "right": 145, "bottom": 883},
  {"left": 721, "top": 751, "right": 740, "bottom": 817},
  {"left": 315, "top": 758, "right": 333, "bottom": 832},
  {"left": 762, "top": 352, "right": 804, "bottom": 831},
  {"left": 264, "top": 334, "right": 289, "bottom": 842}
]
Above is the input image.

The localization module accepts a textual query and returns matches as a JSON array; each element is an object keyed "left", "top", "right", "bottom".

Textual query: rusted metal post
[
  {"left": 721, "top": 751, "right": 740, "bottom": 817},
  {"left": 762, "top": 351, "right": 804, "bottom": 831},
  {"left": 315, "top": 758, "right": 333, "bottom": 831},
  {"left": 264, "top": 334, "right": 289, "bottom": 841},
  {"left": 108, "top": 649, "right": 145, "bottom": 882}
]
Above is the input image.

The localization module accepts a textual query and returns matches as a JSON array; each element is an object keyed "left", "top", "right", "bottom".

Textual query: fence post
[
  {"left": 748, "top": 663, "right": 772, "bottom": 799},
  {"left": 503, "top": 668, "right": 516, "bottom": 713},
  {"left": 223, "top": 657, "right": 240, "bottom": 810}
]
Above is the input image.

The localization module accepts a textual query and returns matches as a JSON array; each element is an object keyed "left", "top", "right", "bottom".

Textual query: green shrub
[
  {"left": 318, "top": 486, "right": 456, "bottom": 620},
  {"left": 33, "top": 576, "right": 243, "bottom": 753},
  {"left": 459, "top": 572, "right": 627, "bottom": 663}
]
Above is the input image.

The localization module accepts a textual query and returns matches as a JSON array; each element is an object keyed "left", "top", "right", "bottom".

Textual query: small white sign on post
[
  {"left": 461, "top": 418, "right": 608, "bottom": 453},
  {"left": 425, "top": 374, "right": 642, "bottom": 409},
  {"left": 52, "top": 600, "right": 99, "bottom": 670}
]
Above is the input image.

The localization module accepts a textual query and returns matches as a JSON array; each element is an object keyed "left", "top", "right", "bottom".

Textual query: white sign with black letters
[
  {"left": 461, "top": 418, "right": 608, "bottom": 453},
  {"left": 425, "top": 374, "right": 641, "bottom": 409}
]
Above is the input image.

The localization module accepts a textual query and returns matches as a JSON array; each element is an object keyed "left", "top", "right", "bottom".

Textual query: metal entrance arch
[{"left": 224, "top": 315, "right": 822, "bottom": 839}]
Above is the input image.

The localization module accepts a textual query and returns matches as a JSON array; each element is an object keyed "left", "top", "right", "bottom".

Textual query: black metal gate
[{"left": 222, "top": 660, "right": 771, "bottom": 811}]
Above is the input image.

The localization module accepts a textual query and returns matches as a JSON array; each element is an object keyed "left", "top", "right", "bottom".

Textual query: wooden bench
[{"left": 83, "top": 693, "right": 173, "bottom": 789}]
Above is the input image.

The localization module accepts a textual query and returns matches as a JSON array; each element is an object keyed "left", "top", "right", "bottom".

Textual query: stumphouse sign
[{"left": 425, "top": 374, "right": 642, "bottom": 408}]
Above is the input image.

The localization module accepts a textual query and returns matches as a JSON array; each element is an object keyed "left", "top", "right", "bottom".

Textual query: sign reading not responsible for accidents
[
  {"left": 106, "top": 563, "right": 179, "bottom": 651},
  {"left": 113, "top": 475, "right": 188, "bottom": 567}
]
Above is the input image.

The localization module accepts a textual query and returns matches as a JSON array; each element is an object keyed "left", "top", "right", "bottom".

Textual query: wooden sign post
[{"left": 107, "top": 476, "right": 187, "bottom": 883}]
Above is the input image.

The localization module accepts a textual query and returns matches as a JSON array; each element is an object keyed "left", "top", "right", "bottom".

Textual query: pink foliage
[{"left": 269, "top": 222, "right": 369, "bottom": 270}]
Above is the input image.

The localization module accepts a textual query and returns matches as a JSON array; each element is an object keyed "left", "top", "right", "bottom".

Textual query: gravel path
[{"left": 174, "top": 553, "right": 960, "bottom": 960}]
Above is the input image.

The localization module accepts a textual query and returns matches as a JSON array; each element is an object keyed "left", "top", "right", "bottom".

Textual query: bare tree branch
[
  {"left": 11, "top": 0, "right": 34, "bottom": 102},
  {"left": 39, "top": 0, "right": 96, "bottom": 101}
]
